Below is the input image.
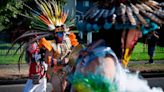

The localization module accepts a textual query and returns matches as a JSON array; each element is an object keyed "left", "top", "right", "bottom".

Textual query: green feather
[{"left": 70, "top": 72, "right": 118, "bottom": 92}]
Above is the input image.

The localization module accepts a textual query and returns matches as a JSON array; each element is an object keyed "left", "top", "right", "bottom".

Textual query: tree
[
  {"left": 0, "top": 0, "right": 24, "bottom": 31},
  {"left": 0, "top": 0, "right": 67, "bottom": 42}
]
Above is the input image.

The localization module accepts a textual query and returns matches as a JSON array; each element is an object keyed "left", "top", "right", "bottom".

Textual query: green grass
[
  {"left": 0, "top": 42, "right": 164, "bottom": 64},
  {"left": 0, "top": 54, "right": 24, "bottom": 64},
  {"left": 131, "top": 42, "right": 164, "bottom": 61},
  {"left": 0, "top": 43, "right": 25, "bottom": 64}
]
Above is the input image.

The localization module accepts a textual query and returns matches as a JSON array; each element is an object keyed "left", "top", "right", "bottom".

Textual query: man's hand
[{"left": 153, "top": 31, "right": 159, "bottom": 39}]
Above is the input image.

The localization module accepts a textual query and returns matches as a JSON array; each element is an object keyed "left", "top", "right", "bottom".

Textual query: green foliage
[
  {"left": 0, "top": 0, "right": 67, "bottom": 31},
  {"left": 0, "top": 0, "right": 23, "bottom": 31}
]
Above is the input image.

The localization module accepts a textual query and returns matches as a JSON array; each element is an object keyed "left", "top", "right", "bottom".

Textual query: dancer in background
[
  {"left": 76, "top": 0, "right": 163, "bottom": 68},
  {"left": 39, "top": 31, "right": 79, "bottom": 92},
  {"left": 23, "top": 41, "right": 48, "bottom": 92},
  {"left": 121, "top": 28, "right": 142, "bottom": 68},
  {"left": 146, "top": 30, "right": 159, "bottom": 64}
]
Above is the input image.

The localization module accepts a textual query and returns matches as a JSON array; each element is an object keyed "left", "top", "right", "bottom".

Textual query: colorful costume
[
  {"left": 22, "top": 0, "right": 78, "bottom": 92},
  {"left": 9, "top": 0, "right": 78, "bottom": 92},
  {"left": 23, "top": 42, "right": 47, "bottom": 92},
  {"left": 39, "top": 32, "right": 78, "bottom": 92},
  {"left": 69, "top": 40, "right": 163, "bottom": 92},
  {"left": 8, "top": 0, "right": 164, "bottom": 92},
  {"left": 70, "top": 40, "right": 119, "bottom": 92},
  {"left": 76, "top": 0, "right": 164, "bottom": 67},
  {"left": 69, "top": 0, "right": 164, "bottom": 91},
  {"left": 121, "top": 29, "right": 142, "bottom": 67}
]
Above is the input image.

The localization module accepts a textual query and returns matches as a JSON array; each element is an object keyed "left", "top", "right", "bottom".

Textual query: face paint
[{"left": 55, "top": 32, "right": 64, "bottom": 43}]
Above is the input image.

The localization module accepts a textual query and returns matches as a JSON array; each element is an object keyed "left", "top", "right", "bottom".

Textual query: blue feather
[
  {"left": 103, "top": 21, "right": 112, "bottom": 30},
  {"left": 86, "top": 23, "right": 92, "bottom": 31},
  {"left": 93, "top": 24, "right": 101, "bottom": 32}
]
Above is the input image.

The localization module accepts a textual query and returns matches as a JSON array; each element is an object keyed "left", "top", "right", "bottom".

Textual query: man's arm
[{"left": 153, "top": 31, "right": 159, "bottom": 39}]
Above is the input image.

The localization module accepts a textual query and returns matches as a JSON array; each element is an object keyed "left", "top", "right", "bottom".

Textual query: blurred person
[
  {"left": 145, "top": 31, "right": 159, "bottom": 64},
  {"left": 23, "top": 41, "right": 48, "bottom": 92},
  {"left": 121, "top": 29, "right": 142, "bottom": 68}
]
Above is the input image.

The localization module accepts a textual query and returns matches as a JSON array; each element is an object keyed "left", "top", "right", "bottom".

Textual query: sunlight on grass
[
  {"left": 0, "top": 43, "right": 25, "bottom": 64},
  {"left": 131, "top": 42, "right": 164, "bottom": 61},
  {"left": 0, "top": 55, "right": 25, "bottom": 64},
  {"left": 0, "top": 42, "right": 163, "bottom": 64}
]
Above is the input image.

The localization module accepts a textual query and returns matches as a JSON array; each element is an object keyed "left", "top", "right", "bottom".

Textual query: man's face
[
  {"left": 54, "top": 25, "right": 65, "bottom": 43},
  {"left": 54, "top": 31, "right": 64, "bottom": 43}
]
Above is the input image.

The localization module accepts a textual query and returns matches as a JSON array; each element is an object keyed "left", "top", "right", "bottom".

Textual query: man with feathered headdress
[{"left": 13, "top": 0, "right": 79, "bottom": 92}]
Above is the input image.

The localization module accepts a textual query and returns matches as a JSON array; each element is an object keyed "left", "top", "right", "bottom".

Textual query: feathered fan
[
  {"left": 76, "top": 0, "right": 163, "bottom": 68},
  {"left": 78, "top": 0, "right": 163, "bottom": 33}
]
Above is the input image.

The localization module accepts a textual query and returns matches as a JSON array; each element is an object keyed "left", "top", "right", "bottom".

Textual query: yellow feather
[
  {"left": 52, "top": 1, "right": 63, "bottom": 25},
  {"left": 45, "top": 1, "right": 54, "bottom": 18},
  {"left": 39, "top": 0, "right": 51, "bottom": 18},
  {"left": 35, "top": 0, "right": 47, "bottom": 16},
  {"left": 34, "top": 0, "right": 68, "bottom": 27},
  {"left": 52, "top": 17, "right": 56, "bottom": 25},
  {"left": 55, "top": 3, "right": 60, "bottom": 17},
  {"left": 51, "top": 1, "right": 59, "bottom": 17},
  {"left": 61, "top": 10, "right": 68, "bottom": 24},
  {"left": 35, "top": 0, "right": 53, "bottom": 26}
]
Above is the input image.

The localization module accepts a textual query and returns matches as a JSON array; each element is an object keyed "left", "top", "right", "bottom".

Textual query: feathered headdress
[
  {"left": 7, "top": 0, "right": 76, "bottom": 69},
  {"left": 23, "top": 0, "right": 75, "bottom": 32},
  {"left": 77, "top": 0, "right": 163, "bottom": 33},
  {"left": 9, "top": 0, "right": 75, "bottom": 48}
]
